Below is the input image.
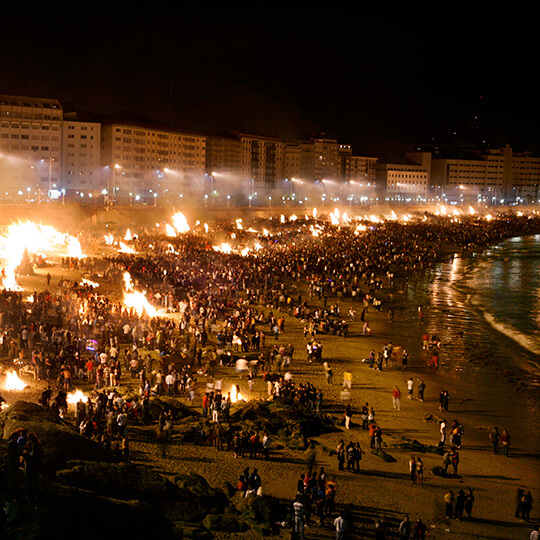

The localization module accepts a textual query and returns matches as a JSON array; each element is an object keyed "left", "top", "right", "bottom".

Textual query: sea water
[
  {"left": 393, "top": 234, "right": 540, "bottom": 454},
  {"left": 399, "top": 234, "right": 540, "bottom": 385}
]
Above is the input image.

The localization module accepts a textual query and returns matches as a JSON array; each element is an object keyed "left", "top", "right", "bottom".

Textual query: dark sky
[{"left": 1, "top": 15, "right": 537, "bottom": 160}]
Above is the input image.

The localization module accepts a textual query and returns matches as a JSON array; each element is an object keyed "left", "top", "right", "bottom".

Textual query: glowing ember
[
  {"left": 125, "top": 229, "right": 132, "bottom": 241},
  {"left": 4, "top": 370, "right": 27, "bottom": 391}
]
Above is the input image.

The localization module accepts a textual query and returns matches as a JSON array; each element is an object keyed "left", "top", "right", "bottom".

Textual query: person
[
  {"left": 398, "top": 515, "right": 411, "bottom": 539},
  {"left": 412, "top": 518, "right": 427, "bottom": 540},
  {"left": 489, "top": 426, "right": 500, "bottom": 454},
  {"left": 464, "top": 487, "right": 475, "bottom": 519},
  {"left": 415, "top": 457, "right": 424, "bottom": 486},
  {"left": 530, "top": 525, "right": 540, "bottom": 540},
  {"left": 442, "top": 389, "right": 449, "bottom": 412},
  {"left": 444, "top": 489, "right": 454, "bottom": 519},
  {"left": 392, "top": 386, "right": 401, "bottom": 411},
  {"left": 262, "top": 432, "right": 271, "bottom": 460},
  {"left": 336, "top": 439, "right": 345, "bottom": 471},
  {"left": 455, "top": 489, "right": 465, "bottom": 520},
  {"left": 406, "top": 378, "right": 414, "bottom": 399},
  {"left": 521, "top": 490, "right": 533, "bottom": 522},
  {"left": 500, "top": 429, "right": 510, "bottom": 457},
  {"left": 344, "top": 404, "right": 352, "bottom": 430},
  {"left": 409, "top": 456, "right": 417, "bottom": 484},
  {"left": 417, "top": 380, "right": 425, "bottom": 401},
  {"left": 439, "top": 419, "right": 447, "bottom": 449},
  {"left": 401, "top": 349, "right": 408, "bottom": 369},
  {"left": 450, "top": 446, "right": 460, "bottom": 477},
  {"left": 334, "top": 511, "right": 348, "bottom": 540},
  {"left": 516, "top": 486, "right": 525, "bottom": 518},
  {"left": 374, "top": 518, "right": 386, "bottom": 540},
  {"left": 293, "top": 495, "right": 306, "bottom": 539}
]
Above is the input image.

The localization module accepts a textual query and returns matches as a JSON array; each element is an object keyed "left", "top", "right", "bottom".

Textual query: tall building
[
  {"left": 206, "top": 131, "right": 285, "bottom": 199},
  {"left": 0, "top": 95, "right": 62, "bottom": 201},
  {"left": 377, "top": 162, "right": 429, "bottom": 202},
  {"left": 100, "top": 121, "right": 206, "bottom": 203},
  {"left": 61, "top": 113, "right": 101, "bottom": 197},
  {"left": 430, "top": 145, "right": 540, "bottom": 204}
]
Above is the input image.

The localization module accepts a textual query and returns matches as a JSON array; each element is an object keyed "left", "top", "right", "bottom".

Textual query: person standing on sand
[
  {"left": 439, "top": 419, "right": 447, "bottom": 449},
  {"left": 409, "top": 456, "right": 417, "bottom": 484},
  {"left": 406, "top": 377, "right": 414, "bottom": 399},
  {"left": 293, "top": 495, "right": 306, "bottom": 539},
  {"left": 344, "top": 404, "right": 352, "bottom": 429},
  {"left": 412, "top": 518, "right": 427, "bottom": 540},
  {"left": 500, "top": 429, "right": 510, "bottom": 457},
  {"left": 392, "top": 386, "right": 401, "bottom": 410},
  {"left": 444, "top": 489, "right": 455, "bottom": 519},
  {"left": 334, "top": 511, "right": 348, "bottom": 540},
  {"left": 450, "top": 446, "right": 460, "bottom": 477},
  {"left": 402, "top": 349, "right": 408, "bottom": 369},
  {"left": 464, "top": 487, "right": 474, "bottom": 518},
  {"left": 398, "top": 515, "right": 411, "bottom": 539},
  {"left": 415, "top": 457, "right": 424, "bottom": 485},
  {"left": 489, "top": 426, "right": 500, "bottom": 454},
  {"left": 455, "top": 489, "right": 465, "bottom": 520},
  {"left": 417, "top": 380, "right": 426, "bottom": 401}
]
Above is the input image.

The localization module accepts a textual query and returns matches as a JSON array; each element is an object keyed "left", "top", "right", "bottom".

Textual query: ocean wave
[{"left": 482, "top": 310, "right": 540, "bottom": 358}]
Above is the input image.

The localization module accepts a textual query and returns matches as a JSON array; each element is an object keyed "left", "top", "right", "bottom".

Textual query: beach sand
[{"left": 3, "top": 252, "right": 540, "bottom": 540}]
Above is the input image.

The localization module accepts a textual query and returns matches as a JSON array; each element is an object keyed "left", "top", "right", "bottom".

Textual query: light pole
[{"left": 113, "top": 164, "right": 121, "bottom": 205}]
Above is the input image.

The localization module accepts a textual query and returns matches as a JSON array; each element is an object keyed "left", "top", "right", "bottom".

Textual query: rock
[
  {"left": 56, "top": 460, "right": 177, "bottom": 500},
  {"left": 0, "top": 401, "right": 113, "bottom": 472},
  {"left": 10, "top": 476, "right": 176, "bottom": 539},
  {"left": 203, "top": 513, "right": 249, "bottom": 532},
  {"left": 235, "top": 492, "right": 284, "bottom": 535},
  {"left": 394, "top": 437, "right": 443, "bottom": 455},
  {"left": 371, "top": 448, "right": 397, "bottom": 462}
]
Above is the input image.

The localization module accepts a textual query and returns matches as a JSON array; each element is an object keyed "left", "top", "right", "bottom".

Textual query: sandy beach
[{"left": 3, "top": 249, "right": 539, "bottom": 540}]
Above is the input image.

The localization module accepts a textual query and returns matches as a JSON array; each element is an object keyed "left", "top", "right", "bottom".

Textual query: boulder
[
  {"left": 0, "top": 401, "right": 113, "bottom": 472},
  {"left": 56, "top": 460, "right": 177, "bottom": 500}
]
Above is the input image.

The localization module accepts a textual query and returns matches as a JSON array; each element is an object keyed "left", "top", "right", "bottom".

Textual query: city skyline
[{"left": 2, "top": 16, "right": 537, "bottom": 161}]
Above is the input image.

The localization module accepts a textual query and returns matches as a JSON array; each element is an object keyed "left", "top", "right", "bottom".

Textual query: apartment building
[
  {"left": 0, "top": 95, "right": 62, "bottom": 200},
  {"left": 61, "top": 113, "right": 101, "bottom": 196},
  {"left": 377, "top": 162, "right": 429, "bottom": 201},
  {"left": 430, "top": 145, "right": 540, "bottom": 203},
  {"left": 100, "top": 122, "right": 206, "bottom": 203}
]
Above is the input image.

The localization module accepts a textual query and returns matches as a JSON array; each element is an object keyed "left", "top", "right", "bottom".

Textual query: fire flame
[
  {"left": 0, "top": 221, "right": 85, "bottom": 291},
  {"left": 4, "top": 370, "right": 27, "bottom": 391},
  {"left": 172, "top": 212, "right": 190, "bottom": 233},
  {"left": 230, "top": 385, "right": 244, "bottom": 403},
  {"left": 122, "top": 272, "right": 158, "bottom": 317},
  {"left": 66, "top": 389, "right": 88, "bottom": 406}
]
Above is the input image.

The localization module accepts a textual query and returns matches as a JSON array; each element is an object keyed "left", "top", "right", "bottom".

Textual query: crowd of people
[{"left": 1, "top": 211, "right": 540, "bottom": 535}]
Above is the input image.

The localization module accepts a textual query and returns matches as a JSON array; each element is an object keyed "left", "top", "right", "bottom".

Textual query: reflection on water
[{"left": 401, "top": 235, "right": 540, "bottom": 383}]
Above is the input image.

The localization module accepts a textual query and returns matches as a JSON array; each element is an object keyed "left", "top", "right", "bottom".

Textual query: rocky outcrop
[{"left": 0, "top": 401, "right": 114, "bottom": 472}]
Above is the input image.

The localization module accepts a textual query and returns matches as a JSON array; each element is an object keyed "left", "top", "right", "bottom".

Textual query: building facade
[
  {"left": 61, "top": 114, "right": 101, "bottom": 197},
  {"left": 0, "top": 95, "right": 63, "bottom": 201},
  {"left": 430, "top": 146, "right": 540, "bottom": 204},
  {"left": 100, "top": 122, "right": 206, "bottom": 204}
]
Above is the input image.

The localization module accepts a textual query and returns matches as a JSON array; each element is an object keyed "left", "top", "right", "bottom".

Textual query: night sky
[{"left": 1, "top": 15, "right": 537, "bottom": 160}]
